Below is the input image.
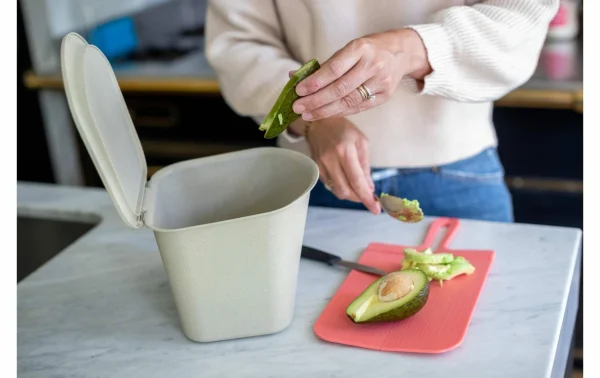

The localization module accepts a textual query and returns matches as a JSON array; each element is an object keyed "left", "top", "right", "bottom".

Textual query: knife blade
[{"left": 301, "top": 245, "right": 387, "bottom": 277}]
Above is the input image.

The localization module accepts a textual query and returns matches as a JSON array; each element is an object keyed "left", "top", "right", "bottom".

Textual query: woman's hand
[
  {"left": 302, "top": 117, "right": 381, "bottom": 214},
  {"left": 292, "top": 28, "right": 431, "bottom": 121}
]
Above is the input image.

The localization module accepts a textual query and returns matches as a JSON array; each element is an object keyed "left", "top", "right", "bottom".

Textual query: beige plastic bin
[{"left": 60, "top": 33, "right": 319, "bottom": 342}]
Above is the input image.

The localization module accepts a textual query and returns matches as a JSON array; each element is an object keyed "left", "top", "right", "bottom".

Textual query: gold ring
[
  {"left": 324, "top": 179, "right": 334, "bottom": 191},
  {"left": 358, "top": 84, "right": 375, "bottom": 102},
  {"left": 357, "top": 85, "right": 369, "bottom": 100},
  {"left": 358, "top": 84, "right": 376, "bottom": 102}
]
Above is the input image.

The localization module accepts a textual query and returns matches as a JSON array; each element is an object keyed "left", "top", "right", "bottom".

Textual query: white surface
[
  {"left": 61, "top": 33, "right": 147, "bottom": 228},
  {"left": 17, "top": 182, "right": 581, "bottom": 377}
]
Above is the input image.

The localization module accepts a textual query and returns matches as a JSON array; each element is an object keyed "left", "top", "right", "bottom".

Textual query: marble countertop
[{"left": 17, "top": 182, "right": 582, "bottom": 378}]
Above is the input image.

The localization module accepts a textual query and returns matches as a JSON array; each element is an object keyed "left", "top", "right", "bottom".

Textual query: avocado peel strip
[{"left": 259, "top": 59, "right": 320, "bottom": 139}]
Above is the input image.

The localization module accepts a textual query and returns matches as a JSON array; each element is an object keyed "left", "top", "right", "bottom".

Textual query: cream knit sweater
[{"left": 205, "top": 0, "right": 558, "bottom": 168}]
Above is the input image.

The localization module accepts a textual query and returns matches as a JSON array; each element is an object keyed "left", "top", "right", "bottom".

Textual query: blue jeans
[{"left": 308, "top": 148, "right": 514, "bottom": 222}]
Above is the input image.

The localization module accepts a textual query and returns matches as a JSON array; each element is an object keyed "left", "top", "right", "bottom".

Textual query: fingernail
[
  {"left": 293, "top": 103, "right": 305, "bottom": 113},
  {"left": 296, "top": 85, "right": 307, "bottom": 96},
  {"left": 302, "top": 113, "right": 313, "bottom": 121}
]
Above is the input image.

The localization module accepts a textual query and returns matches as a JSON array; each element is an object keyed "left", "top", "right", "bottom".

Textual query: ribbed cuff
[
  {"left": 406, "top": 23, "right": 456, "bottom": 96},
  {"left": 399, "top": 77, "right": 420, "bottom": 94}
]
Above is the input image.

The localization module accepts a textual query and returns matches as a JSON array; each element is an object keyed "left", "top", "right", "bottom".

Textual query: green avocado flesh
[
  {"left": 346, "top": 269, "right": 429, "bottom": 323},
  {"left": 401, "top": 248, "right": 475, "bottom": 285},
  {"left": 404, "top": 248, "right": 454, "bottom": 264},
  {"left": 379, "top": 193, "right": 424, "bottom": 223},
  {"left": 432, "top": 256, "right": 475, "bottom": 280},
  {"left": 259, "top": 59, "right": 320, "bottom": 139}
]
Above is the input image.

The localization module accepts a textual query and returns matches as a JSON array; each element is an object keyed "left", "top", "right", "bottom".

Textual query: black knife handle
[{"left": 301, "top": 246, "right": 342, "bottom": 266}]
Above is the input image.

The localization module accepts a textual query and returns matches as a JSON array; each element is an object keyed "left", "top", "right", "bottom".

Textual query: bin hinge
[
  {"left": 137, "top": 181, "right": 150, "bottom": 225},
  {"left": 137, "top": 210, "right": 147, "bottom": 226}
]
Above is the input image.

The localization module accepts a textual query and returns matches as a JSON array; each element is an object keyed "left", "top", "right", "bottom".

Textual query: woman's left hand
[{"left": 292, "top": 28, "right": 431, "bottom": 121}]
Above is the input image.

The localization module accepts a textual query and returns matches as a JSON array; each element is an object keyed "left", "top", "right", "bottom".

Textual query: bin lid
[{"left": 61, "top": 33, "right": 147, "bottom": 229}]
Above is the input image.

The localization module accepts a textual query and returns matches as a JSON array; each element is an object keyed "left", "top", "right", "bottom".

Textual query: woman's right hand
[{"left": 301, "top": 117, "right": 381, "bottom": 214}]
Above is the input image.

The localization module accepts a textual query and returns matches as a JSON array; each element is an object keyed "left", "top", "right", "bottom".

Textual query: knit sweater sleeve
[
  {"left": 205, "top": 0, "right": 300, "bottom": 118},
  {"left": 404, "top": 0, "right": 559, "bottom": 102}
]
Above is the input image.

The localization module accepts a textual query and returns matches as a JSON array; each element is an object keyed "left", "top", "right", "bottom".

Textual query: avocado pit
[{"left": 377, "top": 272, "right": 414, "bottom": 302}]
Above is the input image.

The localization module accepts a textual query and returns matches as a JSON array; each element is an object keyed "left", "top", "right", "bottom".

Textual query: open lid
[{"left": 61, "top": 33, "right": 147, "bottom": 228}]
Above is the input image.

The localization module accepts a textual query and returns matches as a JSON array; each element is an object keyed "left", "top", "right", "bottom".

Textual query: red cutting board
[{"left": 313, "top": 218, "right": 494, "bottom": 354}]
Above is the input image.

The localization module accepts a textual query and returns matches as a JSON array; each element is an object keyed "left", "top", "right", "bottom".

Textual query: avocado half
[{"left": 346, "top": 269, "right": 429, "bottom": 324}]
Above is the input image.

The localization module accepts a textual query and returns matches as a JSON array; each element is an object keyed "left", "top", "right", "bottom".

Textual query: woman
[{"left": 205, "top": 0, "right": 558, "bottom": 222}]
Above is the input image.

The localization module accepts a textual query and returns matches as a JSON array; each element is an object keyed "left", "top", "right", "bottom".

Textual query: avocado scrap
[
  {"left": 379, "top": 193, "right": 424, "bottom": 223},
  {"left": 433, "top": 256, "right": 476, "bottom": 280},
  {"left": 404, "top": 248, "right": 454, "bottom": 264},
  {"left": 259, "top": 59, "right": 320, "bottom": 139},
  {"left": 400, "top": 248, "right": 475, "bottom": 285},
  {"left": 346, "top": 269, "right": 429, "bottom": 323}
]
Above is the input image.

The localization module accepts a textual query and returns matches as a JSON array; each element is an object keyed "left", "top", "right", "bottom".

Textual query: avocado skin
[
  {"left": 261, "top": 59, "right": 320, "bottom": 139},
  {"left": 347, "top": 271, "right": 430, "bottom": 324}
]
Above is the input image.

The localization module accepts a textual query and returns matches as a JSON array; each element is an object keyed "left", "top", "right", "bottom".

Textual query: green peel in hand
[{"left": 259, "top": 59, "right": 321, "bottom": 139}]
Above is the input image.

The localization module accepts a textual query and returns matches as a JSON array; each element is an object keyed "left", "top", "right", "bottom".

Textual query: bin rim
[{"left": 145, "top": 147, "right": 320, "bottom": 233}]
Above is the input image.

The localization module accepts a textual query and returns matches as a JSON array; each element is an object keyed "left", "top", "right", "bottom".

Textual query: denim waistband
[{"left": 371, "top": 147, "right": 498, "bottom": 181}]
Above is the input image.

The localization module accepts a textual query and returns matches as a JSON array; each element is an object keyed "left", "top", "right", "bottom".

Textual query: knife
[{"left": 301, "top": 245, "right": 387, "bottom": 276}]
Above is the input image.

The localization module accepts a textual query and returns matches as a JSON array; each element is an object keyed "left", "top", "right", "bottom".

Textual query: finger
[
  {"left": 288, "top": 70, "right": 296, "bottom": 78},
  {"left": 324, "top": 158, "right": 360, "bottom": 202},
  {"left": 293, "top": 60, "right": 370, "bottom": 114},
  {"left": 317, "top": 161, "right": 330, "bottom": 186},
  {"left": 308, "top": 146, "right": 331, "bottom": 186},
  {"left": 296, "top": 42, "right": 363, "bottom": 96},
  {"left": 302, "top": 78, "right": 382, "bottom": 121},
  {"left": 341, "top": 147, "right": 381, "bottom": 214},
  {"left": 336, "top": 88, "right": 389, "bottom": 118},
  {"left": 302, "top": 87, "right": 365, "bottom": 121},
  {"left": 356, "top": 139, "right": 375, "bottom": 191}
]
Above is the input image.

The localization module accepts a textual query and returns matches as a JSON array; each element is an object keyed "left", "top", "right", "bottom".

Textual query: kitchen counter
[{"left": 17, "top": 182, "right": 582, "bottom": 378}]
